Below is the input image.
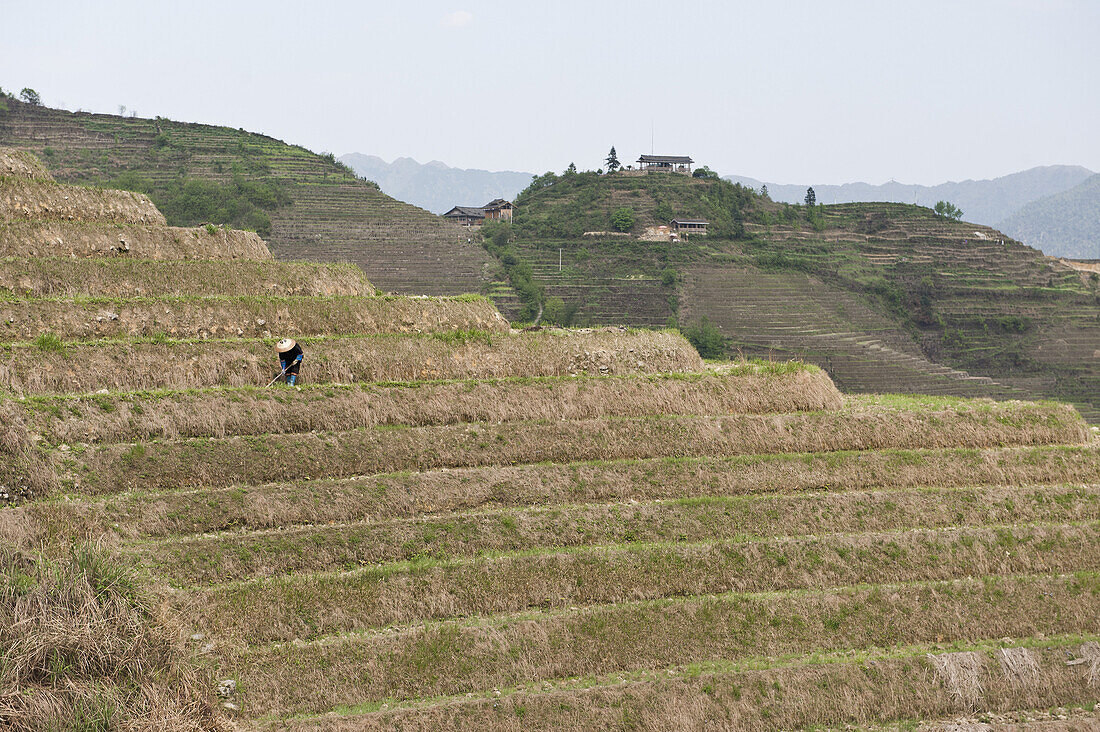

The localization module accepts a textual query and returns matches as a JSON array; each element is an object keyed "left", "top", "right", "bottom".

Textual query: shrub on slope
[{"left": 104, "top": 171, "right": 291, "bottom": 238}]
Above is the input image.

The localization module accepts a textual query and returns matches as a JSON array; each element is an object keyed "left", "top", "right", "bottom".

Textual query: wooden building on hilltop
[{"left": 637, "top": 154, "right": 693, "bottom": 174}]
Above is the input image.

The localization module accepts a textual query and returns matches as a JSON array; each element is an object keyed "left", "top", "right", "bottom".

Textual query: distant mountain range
[
  {"left": 997, "top": 174, "right": 1100, "bottom": 260},
  {"left": 725, "top": 165, "right": 1094, "bottom": 229},
  {"left": 339, "top": 154, "right": 1097, "bottom": 260},
  {"left": 726, "top": 166, "right": 1099, "bottom": 260},
  {"left": 339, "top": 154, "right": 533, "bottom": 215}
]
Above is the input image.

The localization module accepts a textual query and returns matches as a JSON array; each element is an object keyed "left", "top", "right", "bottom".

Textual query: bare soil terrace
[
  {"left": 0, "top": 148, "right": 51, "bottom": 180},
  {"left": 0, "top": 175, "right": 165, "bottom": 225}
]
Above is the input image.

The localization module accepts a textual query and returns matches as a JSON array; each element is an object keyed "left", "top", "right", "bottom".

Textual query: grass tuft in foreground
[{"left": 0, "top": 543, "right": 228, "bottom": 731}]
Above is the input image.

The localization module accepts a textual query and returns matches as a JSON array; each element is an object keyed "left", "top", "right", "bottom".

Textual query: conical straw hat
[{"left": 275, "top": 338, "right": 297, "bottom": 353}]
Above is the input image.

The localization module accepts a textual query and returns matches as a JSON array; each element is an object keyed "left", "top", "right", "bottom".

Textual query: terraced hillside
[
  {"left": 11, "top": 100, "right": 1094, "bottom": 421},
  {"left": 735, "top": 203, "right": 1100, "bottom": 420},
  {"left": 501, "top": 172, "right": 1100, "bottom": 421},
  {"left": 677, "top": 266, "right": 1025, "bottom": 401},
  {"left": 3, "top": 148, "right": 1100, "bottom": 730},
  {"left": 0, "top": 98, "right": 492, "bottom": 294}
]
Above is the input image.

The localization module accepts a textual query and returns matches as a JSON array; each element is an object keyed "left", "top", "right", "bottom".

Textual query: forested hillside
[{"left": 0, "top": 98, "right": 492, "bottom": 295}]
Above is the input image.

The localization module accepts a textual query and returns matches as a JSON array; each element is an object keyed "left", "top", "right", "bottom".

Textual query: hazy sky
[{"left": 3, "top": 1, "right": 1098, "bottom": 184}]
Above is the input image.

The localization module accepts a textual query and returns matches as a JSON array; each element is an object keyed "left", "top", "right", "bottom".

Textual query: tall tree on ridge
[{"left": 605, "top": 146, "right": 621, "bottom": 173}]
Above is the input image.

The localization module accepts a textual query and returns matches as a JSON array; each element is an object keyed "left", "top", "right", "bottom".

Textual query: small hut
[
  {"left": 482, "top": 199, "right": 514, "bottom": 222},
  {"left": 671, "top": 218, "right": 708, "bottom": 235},
  {"left": 637, "top": 155, "right": 693, "bottom": 174}
]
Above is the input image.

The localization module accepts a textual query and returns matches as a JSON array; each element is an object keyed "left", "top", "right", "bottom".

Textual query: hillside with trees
[
  {"left": 513, "top": 168, "right": 754, "bottom": 239},
  {"left": 492, "top": 168, "right": 1100, "bottom": 420},
  {"left": 0, "top": 96, "right": 492, "bottom": 295}
]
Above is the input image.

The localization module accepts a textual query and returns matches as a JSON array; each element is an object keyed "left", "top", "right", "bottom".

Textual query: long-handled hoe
[{"left": 265, "top": 365, "right": 289, "bottom": 388}]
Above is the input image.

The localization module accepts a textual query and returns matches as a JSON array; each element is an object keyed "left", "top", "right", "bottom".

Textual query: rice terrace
[{"left": 3, "top": 3, "right": 1100, "bottom": 731}]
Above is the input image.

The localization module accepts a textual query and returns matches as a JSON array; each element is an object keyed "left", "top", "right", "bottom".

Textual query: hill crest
[
  {"left": 726, "top": 164, "right": 1095, "bottom": 245},
  {"left": 0, "top": 99, "right": 491, "bottom": 295},
  {"left": 492, "top": 170, "right": 1100, "bottom": 420}
]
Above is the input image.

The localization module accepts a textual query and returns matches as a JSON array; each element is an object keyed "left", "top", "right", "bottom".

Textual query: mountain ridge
[
  {"left": 340, "top": 152, "right": 533, "bottom": 214},
  {"left": 337, "top": 153, "right": 1093, "bottom": 256},
  {"left": 725, "top": 164, "right": 1094, "bottom": 225},
  {"left": 997, "top": 173, "right": 1100, "bottom": 260}
]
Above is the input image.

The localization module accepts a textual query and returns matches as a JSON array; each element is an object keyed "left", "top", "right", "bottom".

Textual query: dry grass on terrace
[
  {"left": 0, "top": 450, "right": 54, "bottom": 503},
  {"left": 0, "top": 329, "right": 702, "bottom": 394},
  {"left": 0, "top": 545, "right": 227, "bottom": 732},
  {"left": 226, "top": 574, "right": 1100, "bottom": 716},
  {"left": 0, "top": 257, "right": 373, "bottom": 298},
  {"left": 140, "top": 487, "right": 1100, "bottom": 580},
  {"left": 55, "top": 446, "right": 1100, "bottom": 537},
  {"left": 10, "top": 368, "right": 840, "bottom": 445},
  {"left": 0, "top": 294, "right": 508, "bottom": 341},
  {"left": 180, "top": 524, "right": 1100, "bottom": 639},
  {"left": 267, "top": 641, "right": 1100, "bottom": 731},
  {"left": 0, "top": 413, "right": 56, "bottom": 501},
  {"left": 57, "top": 400, "right": 1090, "bottom": 494}
]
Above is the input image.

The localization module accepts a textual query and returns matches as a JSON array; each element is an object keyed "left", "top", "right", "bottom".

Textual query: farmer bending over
[{"left": 275, "top": 338, "right": 304, "bottom": 386}]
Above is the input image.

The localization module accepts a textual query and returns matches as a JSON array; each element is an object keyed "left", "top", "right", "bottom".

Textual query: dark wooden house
[
  {"left": 443, "top": 199, "right": 514, "bottom": 226},
  {"left": 442, "top": 206, "right": 487, "bottom": 226}
]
